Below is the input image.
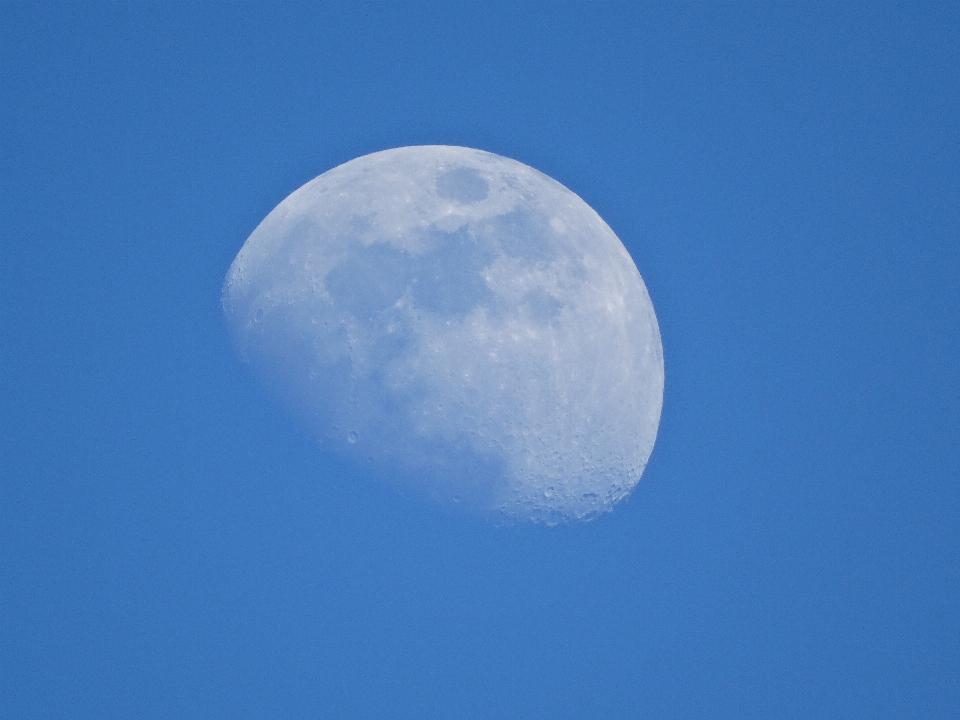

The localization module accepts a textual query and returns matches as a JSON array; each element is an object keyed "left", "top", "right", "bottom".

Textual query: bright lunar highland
[{"left": 223, "top": 146, "right": 663, "bottom": 523}]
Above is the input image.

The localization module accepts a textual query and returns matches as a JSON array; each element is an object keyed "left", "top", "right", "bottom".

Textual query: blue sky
[{"left": 2, "top": 3, "right": 958, "bottom": 718}]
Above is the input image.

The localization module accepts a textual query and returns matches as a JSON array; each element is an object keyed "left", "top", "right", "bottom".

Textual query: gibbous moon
[{"left": 223, "top": 146, "right": 663, "bottom": 523}]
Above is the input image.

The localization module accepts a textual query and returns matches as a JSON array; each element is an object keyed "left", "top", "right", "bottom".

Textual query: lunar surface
[{"left": 223, "top": 145, "right": 663, "bottom": 523}]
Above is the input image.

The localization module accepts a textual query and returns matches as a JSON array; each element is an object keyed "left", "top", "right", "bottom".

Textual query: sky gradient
[{"left": 3, "top": 4, "right": 959, "bottom": 718}]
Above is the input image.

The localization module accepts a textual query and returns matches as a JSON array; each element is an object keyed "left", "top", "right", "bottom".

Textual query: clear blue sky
[{"left": 2, "top": 3, "right": 958, "bottom": 718}]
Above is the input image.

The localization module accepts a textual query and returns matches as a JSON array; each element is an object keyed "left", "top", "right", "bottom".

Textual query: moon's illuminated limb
[{"left": 224, "top": 146, "right": 663, "bottom": 523}]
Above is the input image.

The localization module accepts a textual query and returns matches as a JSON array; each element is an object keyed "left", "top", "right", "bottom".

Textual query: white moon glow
[{"left": 223, "top": 146, "right": 663, "bottom": 523}]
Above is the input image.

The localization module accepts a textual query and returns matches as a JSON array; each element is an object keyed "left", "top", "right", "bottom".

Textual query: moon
[{"left": 223, "top": 146, "right": 663, "bottom": 523}]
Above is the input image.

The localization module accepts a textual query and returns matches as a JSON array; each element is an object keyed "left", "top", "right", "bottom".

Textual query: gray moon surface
[{"left": 223, "top": 145, "right": 663, "bottom": 523}]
